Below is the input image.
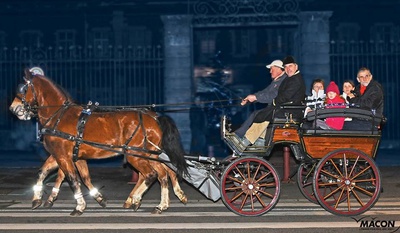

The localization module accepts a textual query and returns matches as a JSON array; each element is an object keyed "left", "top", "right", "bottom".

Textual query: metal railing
[{"left": 0, "top": 45, "right": 164, "bottom": 150}]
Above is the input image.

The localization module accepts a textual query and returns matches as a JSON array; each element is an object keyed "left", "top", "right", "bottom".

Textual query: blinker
[{"left": 17, "top": 83, "right": 27, "bottom": 94}]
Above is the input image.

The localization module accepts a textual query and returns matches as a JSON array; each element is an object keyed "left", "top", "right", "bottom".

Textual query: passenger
[
  {"left": 345, "top": 67, "right": 384, "bottom": 129},
  {"left": 234, "top": 59, "right": 287, "bottom": 138},
  {"left": 304, "top": 78, "right": 325, "bottom": 116},
  {"left": 229, "top": 55, "right": 306, "bottom": 146},
  {"left": 341, "top": 79, "right": 356, "bottom": 122},
  {"left": 341, "top": 79, "right": 356, "bottom": 103},
  {"left": 314, "top": 81, "right": 346, "bottom": 130}
]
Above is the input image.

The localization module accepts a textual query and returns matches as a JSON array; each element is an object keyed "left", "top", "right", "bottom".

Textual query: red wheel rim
[
  {"left": 220, "top": 156, "right": 281, "bottom": 216},
  {"left": 313, "top": 149, "right": 381, "bottom": 216}
]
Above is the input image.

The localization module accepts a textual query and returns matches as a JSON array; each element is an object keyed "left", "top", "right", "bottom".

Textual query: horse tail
[{"left": 158, "top": 115, "right": 189, "bottom": 179}]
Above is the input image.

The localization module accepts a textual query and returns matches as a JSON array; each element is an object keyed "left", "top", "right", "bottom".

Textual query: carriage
[
  {"left": 9, "top": 68, "right": 385, "bottom": 217},
  {"left": 215, "top": 106, "right": 384, "bottom": 216}
]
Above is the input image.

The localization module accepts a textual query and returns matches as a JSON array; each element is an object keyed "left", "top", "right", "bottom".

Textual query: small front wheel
[{"left": 220, "top": 156, "right": 281, "bottom": 216}]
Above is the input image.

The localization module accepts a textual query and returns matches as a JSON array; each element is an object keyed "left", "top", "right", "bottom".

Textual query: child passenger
[{"left": 316, "top": 81, "right": 346, "bottom": 130}]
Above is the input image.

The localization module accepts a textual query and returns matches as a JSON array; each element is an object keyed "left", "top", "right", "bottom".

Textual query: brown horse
[{"left": 9, "top": 69, "right": 189, "bottom": 216}]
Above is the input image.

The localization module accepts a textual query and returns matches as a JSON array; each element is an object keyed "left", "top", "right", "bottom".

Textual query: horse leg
[
  {"left": 164, "top": 164, "right": 188, "bottom": 204},
  {"left": 75, "top": 160, "right": 107, "bottom": 208},
  {"left": 43, "top": 168, "right": 64, "bottom": 208},
  {"left": 57, "top": 160, "right": 86, "bottom": 216},
  {"left": 32, "top": 155, "right": 59, "bottom": 209},
  {"left": 123, "top": 157, "right": 157, "bottom": 211},
  {"left": 151, "top": 162, "right": 170, "bottom": 214}
]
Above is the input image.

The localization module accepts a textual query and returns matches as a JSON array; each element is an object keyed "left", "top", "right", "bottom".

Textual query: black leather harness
[{"left": 40, "top": 102, "right": 163, "bottom": 162}]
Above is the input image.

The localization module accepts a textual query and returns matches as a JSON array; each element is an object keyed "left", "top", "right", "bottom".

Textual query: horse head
[
  {"left": 9, "top": 67, "right": 70, "bottom": 122},
  {"left": 9, "top": 68, "right": 39, "bottom": 120}
]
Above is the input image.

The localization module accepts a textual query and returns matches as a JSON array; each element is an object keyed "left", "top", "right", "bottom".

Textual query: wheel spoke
[
  {"left": 346, "top": 188, "right": 351, "bottom": 211},
  {"left": 343, "top": 153, "right": 348, "bottom": 178},
  {"left": 351, "top": 189, "right": 366, "bottom": 206},
  {"left": 322, "top": 183, "right": 345, "bottom": 200},
  {"left": 229, "top": 191, "right": 245, "bottom": 203},
  {"left": 329, "top": 158, "right": 344, "bottom": 177},
  {"left": 256, "top": 171, "right": 271, "bottom": 183},
  {"left": 240, "top": 193, "right": 250, "bottom": 210},
  {"left": 333, "top": 188, "right": 345, "bottom": 209},
  {"left": 258, "top": 189, "right": 275, "bottom": 199},
  {"left": 255, "top": 193, "right": 268, "bottom": 207},
  {"left": 234, "top": 165, "right": 246, "bottom": 180},
  {"left": 348, "top": 156, "right": 360, "bottom": 177},
  {"left": 353, "top": 184, "right": 374, "bottom": 197},
  {"left": 320, "top": 168, "right": 340, "bottom": 180},
  {"left": 226, "top": 174, "right": 243, "bottom": 185},
  {"left": 351, "top": 165, "right": 372, "bottom": 180},
  {"left": 252, "top": 163, "right": 261, "bottom": 180}
]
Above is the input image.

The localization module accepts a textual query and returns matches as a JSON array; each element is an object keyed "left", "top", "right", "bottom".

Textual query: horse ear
[{"left": 24, "top": 68, "right": 32, "bottom": 81}]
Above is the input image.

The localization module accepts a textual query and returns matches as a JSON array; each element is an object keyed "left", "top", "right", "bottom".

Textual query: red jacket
[{"left": 325, "top": 96, "right": 346, "bottom": 130}]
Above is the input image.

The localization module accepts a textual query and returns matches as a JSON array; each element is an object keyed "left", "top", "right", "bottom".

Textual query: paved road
[
  {"left": 1, "top": 158, "right": 400, "bottom": 232},
  {"left": 0, "top": 197, "right": 399, "bottom": 233}
]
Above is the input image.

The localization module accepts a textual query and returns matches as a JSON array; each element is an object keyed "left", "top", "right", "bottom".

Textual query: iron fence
[
  {"left": 0, "top": 45, "right": 164, "bottom": 149},
  {"left": 330, "top": 40, "right": 400, "bottom": 147}
]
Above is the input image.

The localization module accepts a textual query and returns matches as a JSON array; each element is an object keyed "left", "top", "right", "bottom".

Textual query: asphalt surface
[{"left": 0, "top": 148, "right": 399, "bottom": 205}]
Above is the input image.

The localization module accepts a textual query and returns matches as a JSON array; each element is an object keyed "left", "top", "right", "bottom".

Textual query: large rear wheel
[
  {"left": 313, "top": 148, "right": 381, "bottom": 216},
  {"left": 220, "top": 156, "right": 281, "bottom": 216}
]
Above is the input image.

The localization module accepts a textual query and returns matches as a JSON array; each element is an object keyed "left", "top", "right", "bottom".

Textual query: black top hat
[{"left": 282, "top": 56, "right": 296, "bottom": 65}]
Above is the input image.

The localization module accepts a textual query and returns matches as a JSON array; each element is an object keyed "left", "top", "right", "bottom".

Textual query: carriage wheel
[
  {"left": 297, "top": 163, "right": 318, "bottom": 204},
  {"left": 220, "top": 156, "right": 280, "bottom": 216},
  {"left": 298, "top": 163, "right": 347, "bottom": 205},
  {"left": 313, "top": 148, "right": 381, "bottom": 216}
]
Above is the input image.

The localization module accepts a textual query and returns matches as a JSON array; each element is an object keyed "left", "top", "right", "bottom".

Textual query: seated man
[
  {"left": 225, "top": 56, "right": 306, "bottom": 148},
  {"left": 344, "top": 67, "right": 384, "bottom": 130},
  {"left": 234, "top": 59, "right": 287, "bottom": 138}
]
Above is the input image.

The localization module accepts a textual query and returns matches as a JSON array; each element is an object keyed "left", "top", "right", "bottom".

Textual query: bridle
[{"left": 13, "top": 76, "right": 39, "bottom": 120}]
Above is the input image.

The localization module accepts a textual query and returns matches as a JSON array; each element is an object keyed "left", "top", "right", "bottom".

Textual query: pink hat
[{"left": 326, "top": 81, "right": 340, "bottom": 95}]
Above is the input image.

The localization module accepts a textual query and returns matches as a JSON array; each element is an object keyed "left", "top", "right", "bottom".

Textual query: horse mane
[{"left": 34, "top": 74, "right": 76, "bottom": 103}]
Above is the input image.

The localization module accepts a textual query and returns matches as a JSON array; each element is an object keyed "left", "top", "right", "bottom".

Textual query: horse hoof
[
  {"left": 123, "top": 202, "right": 132, "bottom": 209},
  {"left": 181, "top": 196, "right": 188, "bottom": 205},
  {"left": 43, "top": 200, "right": 54, "bottom": 208},
  {"left": 32, "top": 200, "right": 42, "bottom": 209},
  {"left": 132, "top": 203, "right": 141, "bottom": 212},
  {"left": 70, "top": 210, "right": 83, "bottom": 217},
  {"left": 151, "top": 207, "right": 163, "bottom": 214},
  {"left": 98, "top": 198, "right": 107, "bottom": 208}
]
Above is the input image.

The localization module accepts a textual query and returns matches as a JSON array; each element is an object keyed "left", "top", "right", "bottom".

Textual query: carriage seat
[
  {"left": 303, "top": 108, "right": 383, "bottom": 135},
  {"left": 271, "top": 104, "right": 305, "bottom": 125}
]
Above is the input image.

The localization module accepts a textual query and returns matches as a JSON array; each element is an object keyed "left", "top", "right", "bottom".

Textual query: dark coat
[
  {"left": 253, "top": 71, "right": 306, "bottom": 123},
  {"left": 349, "top": 80, "right": 384, "bottom": 116}
]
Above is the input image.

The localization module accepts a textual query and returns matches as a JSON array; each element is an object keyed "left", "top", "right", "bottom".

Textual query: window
[
  {"left": 90, "top": 28, "right": 111, "bottom": 57},
  {"left": 55, "top": 30, "right": 76, "bottom": 49},
  {"left": 370, "top": 23, "right": 396, "bottom": 43}
]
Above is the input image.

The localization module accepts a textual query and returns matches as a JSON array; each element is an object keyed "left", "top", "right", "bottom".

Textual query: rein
[{"left": 30, "top": 97, "right": 244, "bottom": 114}]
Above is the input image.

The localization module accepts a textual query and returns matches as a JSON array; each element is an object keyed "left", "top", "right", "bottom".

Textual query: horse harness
[{"left": 38, "top": 101, "right": 163, "bottom": 162}]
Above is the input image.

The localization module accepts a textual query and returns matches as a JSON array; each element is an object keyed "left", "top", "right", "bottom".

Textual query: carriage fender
[{"left": 159, "top": 152, "right": 220, "bottom": 202}]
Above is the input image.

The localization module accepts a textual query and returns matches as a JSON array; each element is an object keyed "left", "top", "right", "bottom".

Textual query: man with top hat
[{"left": 226, "top": 56, "right": 306, "bottom": 147}]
